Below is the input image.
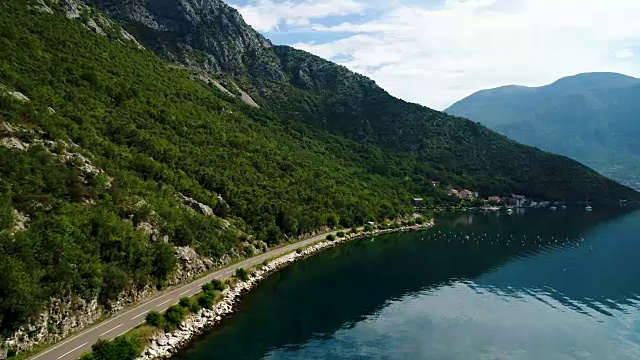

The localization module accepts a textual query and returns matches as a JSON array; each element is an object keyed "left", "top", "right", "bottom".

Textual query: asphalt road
[{"left": 29, "top": 230, "right": 341, "bottom": 360}]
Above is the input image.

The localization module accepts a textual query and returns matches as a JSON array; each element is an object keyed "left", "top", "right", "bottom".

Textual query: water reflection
[{"left": 174, "top": 207, "right": 640, "bottom": 360}]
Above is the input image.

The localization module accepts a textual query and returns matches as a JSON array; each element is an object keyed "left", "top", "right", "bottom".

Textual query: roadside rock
[
  {"left": 172, "top": 247, "right": 215, "bottom": 284},
  {"left": 2, "top": 297, "right": 103, "bottom": 353}
]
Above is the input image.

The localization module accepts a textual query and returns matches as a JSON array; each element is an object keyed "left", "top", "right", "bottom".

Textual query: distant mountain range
[{"left": 446, "top": 72, "right": 640, "bottom": 190}]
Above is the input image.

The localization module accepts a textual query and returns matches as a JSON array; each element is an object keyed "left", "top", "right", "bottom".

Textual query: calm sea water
[{"left": 174, "top": 207, "right": 640, "bottom": 360}]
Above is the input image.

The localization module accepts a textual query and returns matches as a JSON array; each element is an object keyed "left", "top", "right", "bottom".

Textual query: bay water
[{"left": 174, "top": 207, "right": 640, "bottom": 360}]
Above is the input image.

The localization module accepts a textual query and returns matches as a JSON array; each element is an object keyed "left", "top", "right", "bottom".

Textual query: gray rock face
[
  {"left": 84, "top": 0, "right": 284, "bottom": 80},
  {"left": 3, "top": 297, "right": 103, "bottom": 353},
  {"left": 0, "top": 137, "right": 29, "bottom": 151},
  {"left": 173, "top": 246, "right": 215, "bottom": 283},
  {"left": 10, "top": 210, "right": 29, "bottom": 234},
  {"left": 0, "top": 85, "right": 30, "bottom": 102},
  {"left": 178, "top": 193, "right": 215, "bottom": 217}
]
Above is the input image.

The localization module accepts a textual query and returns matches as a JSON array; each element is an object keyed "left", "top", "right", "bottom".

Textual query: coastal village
[{"left": 411, "top": 181, "right": 563, "bottom": 210}]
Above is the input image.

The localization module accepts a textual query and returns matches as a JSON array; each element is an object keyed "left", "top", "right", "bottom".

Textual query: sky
[{"left": 227, "top": 0, "right": 640, "bottom": 110}]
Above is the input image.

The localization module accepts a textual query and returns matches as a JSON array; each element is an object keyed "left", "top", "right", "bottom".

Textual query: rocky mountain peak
[{"left": 85, "top": 0, "right": 282, "bottom": 78}]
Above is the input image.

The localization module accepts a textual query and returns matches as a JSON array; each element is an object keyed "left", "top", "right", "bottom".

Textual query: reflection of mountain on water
[{"left": 174, "top": 207, "right": 639, "bottom": 360}]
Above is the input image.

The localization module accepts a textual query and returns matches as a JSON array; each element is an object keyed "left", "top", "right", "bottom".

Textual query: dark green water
[{"left": 174, "top": 208, "right": 640, "bottom": 360}]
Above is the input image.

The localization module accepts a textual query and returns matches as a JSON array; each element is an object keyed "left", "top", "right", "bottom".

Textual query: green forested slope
[
  {"left": 262, "top": 48, "right": 638, "bottom": 199},
  {"left": 83, "top": 0, "right": 639, "bottom": 201},
  {"left": 0, "top": 0, "right": 419, "bottom": 334}
]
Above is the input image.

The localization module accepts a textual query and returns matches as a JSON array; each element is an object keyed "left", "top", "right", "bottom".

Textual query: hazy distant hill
[{"left": 447, "top": 72, "right": 640, "bottom": 190}]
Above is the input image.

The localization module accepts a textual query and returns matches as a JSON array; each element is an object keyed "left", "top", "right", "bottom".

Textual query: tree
[
  {"left": 198, "top": 292, "right": 214, "bottom": 309},
  {"left": 276, "top": 209, "right": 298, "bottom": 235},
  {"left": 163, "top": 305, "right": 185, "bottom": 331},
  {"left": 152, "top": 242, "right": 177, "bottom": 288},
  {"left": 235, "top": 267, "right": 249, "bottom": 281},
  {"left": 179, "top": 296, "right": 201, "bottom": 313},
  {"left": 326, "top": 214, "right": 340, "bottom": 228},
  {"left": 202, "top": 283, "right": 215, "bottom": 293},
  {"left": 0, "top": 257, "right": 41, "bottom": 330},
  {"left": 145, "top": 311, "right": 164, "bottom": 328},
  {"left": 90, "top": 337, "right": 141, "bottom": 360},
  {"left": 210, "top": 279, "right": 226, "bottom": 291}
]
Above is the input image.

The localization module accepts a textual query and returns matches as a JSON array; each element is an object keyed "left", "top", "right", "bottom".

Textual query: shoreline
[{"left": 135, "top": 220, "right": 435, "bottom": 360}]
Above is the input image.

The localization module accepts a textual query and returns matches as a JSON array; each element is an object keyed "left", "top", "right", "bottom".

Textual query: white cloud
[
  {"left": 231, "top": 0, "right": 365, "bottom": 32},
  {"left": 235, "top": 0, "right": 640, "bottom": 110},
  {"left": 615, "top": 48, "right": 634, "bottom": 59}
]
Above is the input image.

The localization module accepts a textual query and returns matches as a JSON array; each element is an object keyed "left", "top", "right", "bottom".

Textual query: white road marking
[
  {"left": 56, "top": 342, "right": 87, "bottom": 359},
  {"left": 179, "top": 289, "right": 191, "bottom": 296},
  {"left": 156, "top": 299, "right": 173, "bottom": 307},
  {"left": 99, "top": 324, "right": 123, "bottom": 337},
  {"left": 131, "top": 311, "right": 148, "bottom": 320}
]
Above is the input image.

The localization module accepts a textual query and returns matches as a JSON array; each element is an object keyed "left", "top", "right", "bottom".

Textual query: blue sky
[{"left": 227, "top": 0, "right": 640, "bottom": 110}]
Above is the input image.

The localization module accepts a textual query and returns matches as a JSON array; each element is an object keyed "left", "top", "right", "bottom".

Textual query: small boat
[
  {"left": 550, "top": 206, "right": 557, "bottom": 211},
  {"left": 506, "top": 208, "right": 514, "bottom": 215},
  {"left": 584, "top": 193, "right": 592, "bottom": 212},
  {"left": 561, "top": 205, "right": 567, "bottom": 210}
]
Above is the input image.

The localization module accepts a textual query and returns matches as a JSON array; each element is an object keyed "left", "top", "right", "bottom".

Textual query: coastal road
[{"left": 29, "top": 230, "right": 343, "bottom": 360}]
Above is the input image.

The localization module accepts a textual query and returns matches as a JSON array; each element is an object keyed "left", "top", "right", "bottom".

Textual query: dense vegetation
[
  {"left": 86, "top": 0, "right": 639, "bottom": 202},
  {"left": 0, "top": 0, "right": 637, "bottom": 352},
  {"left": 263, "top": 48, "right": 640, "bottom": 200},
  {"left": 446, "top": 72, "right": 640, "bottom": 190},
  {"left": 0, "top": 0, "right": 435, "bottom": 337}
]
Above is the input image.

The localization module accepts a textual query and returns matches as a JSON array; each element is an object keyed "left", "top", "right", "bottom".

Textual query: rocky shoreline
[{"left": 136, "top": 220, "right": 435, "bottom": 360}]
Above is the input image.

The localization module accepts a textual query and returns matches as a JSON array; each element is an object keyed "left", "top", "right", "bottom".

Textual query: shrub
[
  {"left": 179, "top": 297, "right": 201, "bottom": 313},
  {"left": 88, "top": 336, "right": 142, "bottom": 360},
  {"left": 198, "top": 292, "right": 214, "bottom": 309},
  {"left": 202, "top": 283, "right": 215, "bottom": 293},
  {"left": 415, "top": 216, "right": 424, "bottom": 224},
  {"left": 326, "top": 214, "right": 340, "bottom": 228},
  {"left": 364, "top": 224, "right": 374, "bottom": 232},
  {"left": 235, "top": 267, "right": 249, "bottom": 281},
  {"left": 163, "top": 305, "right": 186, "bottom": 331},
  {"left": 211, "top": 279, "right": 226, "bottom": 291},
  {"left": 144, "top": 311, "right": 164, "bottom": 328},
  {"left": 326, "top": 234, "right": 336, "bottom": 241},
  {"left": 336, "top": 231, "right": 345, "bottom": 238},
  {"left": 296, "top": 248, "right": 303, "bottom": 254}
]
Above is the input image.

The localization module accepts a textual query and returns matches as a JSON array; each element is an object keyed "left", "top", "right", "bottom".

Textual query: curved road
[{"left": 29, "top": 230, "right": 343, "bottom": 360}]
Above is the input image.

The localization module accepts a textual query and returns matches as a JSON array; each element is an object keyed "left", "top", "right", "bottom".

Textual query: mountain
[
  {"left": 81, "top": 0, "right": 636, "bottom": 201},
  {"left": 0, "top": 0, "right": 637, "bottom": 355},
  {"left": 446, "top": 72, "right": 640, "bottom": 189}
]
